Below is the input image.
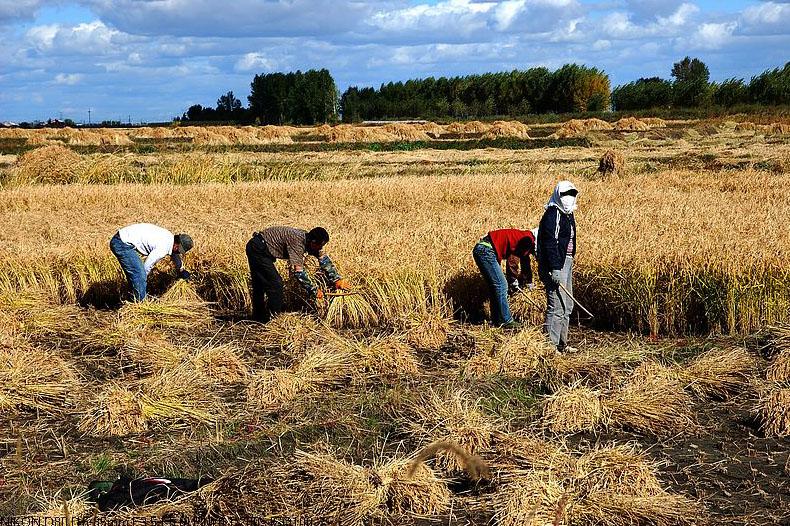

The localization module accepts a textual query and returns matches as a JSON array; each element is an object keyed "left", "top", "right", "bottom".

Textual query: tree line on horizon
[{"left": 179, "top": 58, "right": 789, "bottom": 125}]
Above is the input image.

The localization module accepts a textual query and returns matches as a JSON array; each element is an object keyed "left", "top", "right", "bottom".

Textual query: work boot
[{"left": 500, "top": 320, "right": 523, "bottom": 331}]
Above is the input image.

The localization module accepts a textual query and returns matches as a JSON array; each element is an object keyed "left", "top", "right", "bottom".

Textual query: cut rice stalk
[
  {"left": 324, "top": 291, "right": 379, "bottom": 329},
  {"left": 759, "top": 386, "right": 790, "bottom": 437},
  {"left": 678, "top": 346, "right": 755, "bottom": 399},
  {"left": 542, "top": 385, "right": 609, "bottom": 434}
]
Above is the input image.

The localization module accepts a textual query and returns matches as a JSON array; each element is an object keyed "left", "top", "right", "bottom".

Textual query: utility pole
[{"left": 88, "top": 109, "right": 91, "bottom": 126}]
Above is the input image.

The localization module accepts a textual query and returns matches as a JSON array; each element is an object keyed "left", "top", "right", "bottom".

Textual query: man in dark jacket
[
  {"left": 473, "top": 228, "right": 536, "bottom": 329},
  {"left": 537, "top": 180, "right": 578, "bottom": 352},
  {"left": 246, "top": 226, "right": 350, "bottom": 322}
]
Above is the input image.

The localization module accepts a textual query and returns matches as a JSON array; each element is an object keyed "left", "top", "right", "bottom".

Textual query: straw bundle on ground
[
  {"left": 139, "top": 364, "right": 223, "bottom": 427},
  {"left": 491, "top": 432, "right": 575, "bottom": 476},
  {"left": 735, "top": 121, "right": 758, "bottom": 132},
  {"left": 405, "top": 389, "right": 499, "bottom": 473},
  {"left": 765, "top": 122, "right": 790, "bottom": 135},
  {"left": 417, "top": 121, "right": 445, "bottom": 136},
  {"left": 508, "top": 290, "right": 544, "bottom": 324},
  {"left": 678, "top": 347, "right": 755, "bottom": 399},
  {"left": 640, "top": 117, "right": 667, "bottom": 127},
  {"left": 759, "top": 386, "right": 790, "bottom": 437},
  {"left": 382, "top": 123, "right": 431, "bottom": 141},
  {"left": 329, "top": 335, "right": 419, "bottom": 383},
  {"left": 553, "top": 118, "right": 613, "bottom": 138},
  {"left": 322, "top": 124, "right": 397, "bottom": 143},
  {"left": 575, "top": 444, "right": 664, "bottom": 496},
  {"left": 597, "top": 149, "right": 625, "bottom": 178},
  {"left": 495, "top": 471, "right": 569, "bottom": 526},
  {"left": 79, "top": 383, "right": 147, "bottom": 436},
  {"left": 768, "top": 351, "right": 790, "bottom": 383},
  {"left": 543, "top": 385, "right": 609, "bottom": 434},
  {"left": 574, "top": 492, "right": 702, "bottom": 526},
  {"left": 605, "top": 374, "right": 696, "bottom": 436},
  {"left": 254, "top": 312, "right": 324, "bottom": 355},
  {"left": 293, "top": 450, "right": 451, "bottom": 523},
  {"left": 548, "top": 351, "right": 620, "bottom": 389},
  {"left": 0, "top": 341, "right": 78, "bottom": 414},
  {"left": 483, "top": 120, "right": 530, "bottom": 139},
  {"left": 400, "top": 310, "right": 452, "bottom": 351},
  {"left": 119, "top": 290, "right": 213, "bottom": 332},
  {"left": 12, "top": 144, "right": 81, "bottom": 185},
  {"left": 406, "top": 440, "right": 490, "bottom": 481},
  {"left": 465, "top": 328, "right": 555, "bottom": 379},
  {"left": 252, "top": 125, "right": 295, "bottom": 144},
  {"left": 122, "top": 329, "right": 186, "bottom": 372},
  {"left": 614, "top": 117, "right": 650, "bottom": 131},
  {"left": 191, "top": 343, "right": 249, "bottom": 384},
  {"left": 32, "top": 491, "right": 92, "bottom": 519},
  {"left": 246, "top": 348, "right": 353, "bottom": 413},
  {"left": 324, "top": 292, "right": 379, "bottom": 329}
]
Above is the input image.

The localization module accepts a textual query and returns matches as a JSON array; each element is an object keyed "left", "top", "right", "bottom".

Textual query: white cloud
[
  {"left": 742, "top": 2, "right": 790, "bottom": 24},
  {"left": 0, "top": 0, "right": 44, "bottom": 24},
  {"left": 26, "top": 20, "right": 124, "bottom": 55},
  {"left": 54, "top": 73, "right": 83, "bottom": 85},
  {"left": 494, "top": 0, "right": 526, "bottom": 30},
  {"left": 689, "top": 21, "right": 737, "bottom": 50},
  {"left": 235, "top": 52, "right": 277, "bottom": 72}
]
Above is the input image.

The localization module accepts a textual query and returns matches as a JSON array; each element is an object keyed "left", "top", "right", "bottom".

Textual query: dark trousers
[{"left": 246, "top": 234, "right": 283, "bottom": 322}]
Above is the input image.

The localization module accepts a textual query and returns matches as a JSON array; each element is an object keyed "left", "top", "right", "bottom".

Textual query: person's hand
[
  {"left": 508, "top": 280, "right": 522, "bottom": 297},
  {"left": 550, "top": 270, "right": 562, "bottom": 285},
  {"left": 525, "top": 282, "right": 536, "bottom": 291},
  {"left": 334, "top": 278, "right": 351, "bottom": 291},
  {"left": 179, "top": 270, "right": 191, "bottom": 281},
  {"left": 315, "top": 289, "right": 325, "bottom": 306}
]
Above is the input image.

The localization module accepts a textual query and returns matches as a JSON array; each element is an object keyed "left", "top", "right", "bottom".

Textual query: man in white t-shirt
[{"left": 110, "top": 223, "right": 193, "bottom": 301}]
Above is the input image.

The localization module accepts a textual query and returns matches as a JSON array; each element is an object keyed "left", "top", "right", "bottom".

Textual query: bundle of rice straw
[
  {"left": 322, "top": 124, "right": 397, "bottom": 143},
  {"left": 190, "top": 343, "right": 249, "bottom": 383},
  {"left": 32, "top": 490, "right": 92, "bottom": 520},
  {"left": 758, "top": 386, "right": 790, "bottom": 437},
  {"left": 734, "top": 121, "right": 758, "bottom": 132},
  {"left": 542, "top": 385, "right": 609, "bottom": 434},
  {"left": 119, "top": 284, "right": 213, "bottom": 331},
  {"left": 324, "top": 292, "right": 379, "bottom": 329},
  {"left": 293, "top": 450, "right": 451, "bottom": 523},
  {"left": 573, "top": 492, "right": 702, "bottom": 526},
  {"left": 508, "top": 290, "right": 543, "bottom": 324},
  {"left": 121, "top": 329, "right": 187, "bottom": 373},
  {"left": 640, "top": 117, "right": 667, "bottom": 127},
  {"left": 0, "top": 341, "right": 78, "bottom": 414},
  {"left": 613, "top": 117, "right": 650, "bottom": 131},
  {"left": 491, "top": 432, "right": 575, "bottom": 476},
  {"left": 464, "top": 328, "right": 555, "bottom": 379},
  {"left": 254, "top": 125, "right": 295, "bottom": 144},
  {"left": 552, "top": 118, "right": 613, "bottom": 138},
  {"left": 765, "top": 122, "right": 790, "bottom": 135},
  {"left": 677, "top": 346, "right": 755, "bottom": 399},
  {"left": 768, "top": 351, "right": 790, "bottom": 383},
  {"left": 382, "top": 123, "right": 431, "bottom": 141},
  {"left": 548, "top": 351, "right": 620, "bottom": 390},
  {"left": 575, "top": 444, "right": 664, "bottom": 496},
  {"left": 417, "top": 121, "right": 445, "bottom": 136},
  {"left": 79, "top": 383, "right": 147, "bottom": 436},
  {"left": 405, "top": 389, "right": 500, "bottom": 473},
  {"left": 482, "top": 120, "right": 530, "bottom": 139},
  {"left": 12, "top": 144, "right": 81, "bottom": 184},
  {"left": 255, "top": 312, "right": 325, "bottom": 356},
  {"left": 329, "top": 334, "right": 419, "bottom": 383},
  {"left": 400, "top": 310, "right": 452, "bottom": 351},
  {"left": 597, "top": 149, "right": 625, "bottom": 178},
  {"left": 246, "top": 348, "right": 354, "bottom": 413},
  {"left": 604, "top": 373, "right": 696, "bottom": 436},
  {"left": 494, "top": 471, "right": 569, "bottom": 526}
]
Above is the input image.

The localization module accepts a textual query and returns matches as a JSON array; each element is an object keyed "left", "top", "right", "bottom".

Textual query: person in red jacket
[{"left": 472, "top": 228, "right": 536, "bottom": 329}]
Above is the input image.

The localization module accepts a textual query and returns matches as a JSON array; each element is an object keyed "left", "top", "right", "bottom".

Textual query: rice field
[{"left": 0, "top": 118, "right": 788, "bottom": 524}]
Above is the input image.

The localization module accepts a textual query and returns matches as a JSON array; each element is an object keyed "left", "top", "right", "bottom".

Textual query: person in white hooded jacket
[{"left": 537, "top": 180, "right": 578, "bottom": 352}]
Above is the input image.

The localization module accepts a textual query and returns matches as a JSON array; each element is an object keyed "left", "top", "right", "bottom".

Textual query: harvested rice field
[{"left": 0, "top": 117, "right": 788, "bottom": 524}]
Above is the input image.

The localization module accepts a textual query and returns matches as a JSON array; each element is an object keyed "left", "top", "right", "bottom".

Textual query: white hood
[{"left": 545, "top": 180, "right": 578, "bottom": 214}]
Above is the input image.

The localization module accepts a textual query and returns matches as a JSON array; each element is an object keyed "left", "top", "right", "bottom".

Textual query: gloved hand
[
  {"left": 508, "top": 280, "right": 522, "bottom": 297},
  {"left": 179, "top": 270, "right": 191, "bottom": 281},
  {"left": 334, "top": 278, "right": 352, "bottom": 291},
  {"left": 525, "top": 282, "right": 536, "bottom": 291},
  {"left": 315, "top": 289, "right": 325, "bottom": 306},
  {"left": 550, "top": 270, "right": 562, "bottom": 285}
]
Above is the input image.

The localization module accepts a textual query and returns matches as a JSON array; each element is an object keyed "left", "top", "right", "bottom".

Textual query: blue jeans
[
  {"left": 110, "top": 233, "right": 147, "bottom": 301},
  {"left": 540, "top": 255, "right": 574, "bottom": 349},
  {"left": 473, "top": 242, "right": 512, "bottom": 325}
]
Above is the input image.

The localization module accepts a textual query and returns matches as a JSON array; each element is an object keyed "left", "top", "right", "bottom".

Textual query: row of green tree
[
  {"left": 180, "top": 58, "right": 789, "bottom": 124},
  {"left": 182, "top": 69, "right": 338, "bottom": 125},
  {"left": 611, "top": 59, "right": 790, "bottom": 110}
]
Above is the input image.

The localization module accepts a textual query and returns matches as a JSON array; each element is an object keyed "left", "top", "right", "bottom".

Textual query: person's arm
[
  {"left": 318, "top": 255, "right": 342, "bottom": 283},
  {"left": 143, "top": 246, "right": 170, "bottom": 275},
  {"left": 170, "top": 253, "right": 184, "bottom": 272},
  {"left": 505, "top": 255, "right": 520, "bottom": 284},
  {"left": 292, "top": 265, "right": 318, "bottom": 295}
]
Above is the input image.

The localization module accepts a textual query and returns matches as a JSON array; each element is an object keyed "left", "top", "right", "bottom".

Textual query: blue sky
[{"left": 0, "top": 0, "right": 788, "bottom": 123}]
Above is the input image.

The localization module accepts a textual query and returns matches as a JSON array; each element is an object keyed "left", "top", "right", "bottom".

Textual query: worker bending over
[
  {"left": 473, "top": 228, "right": 536, "bottom": 330},
  {"left": 246, "top": 226, "right": 350, "bottom": 322},
  {"left": 110, "top": 223, "right": 193, "bottom": 302}
]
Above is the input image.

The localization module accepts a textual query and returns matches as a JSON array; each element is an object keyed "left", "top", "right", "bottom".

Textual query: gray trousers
[{"left": 540, "top": 256, "right": 573, "bottom": 349}]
